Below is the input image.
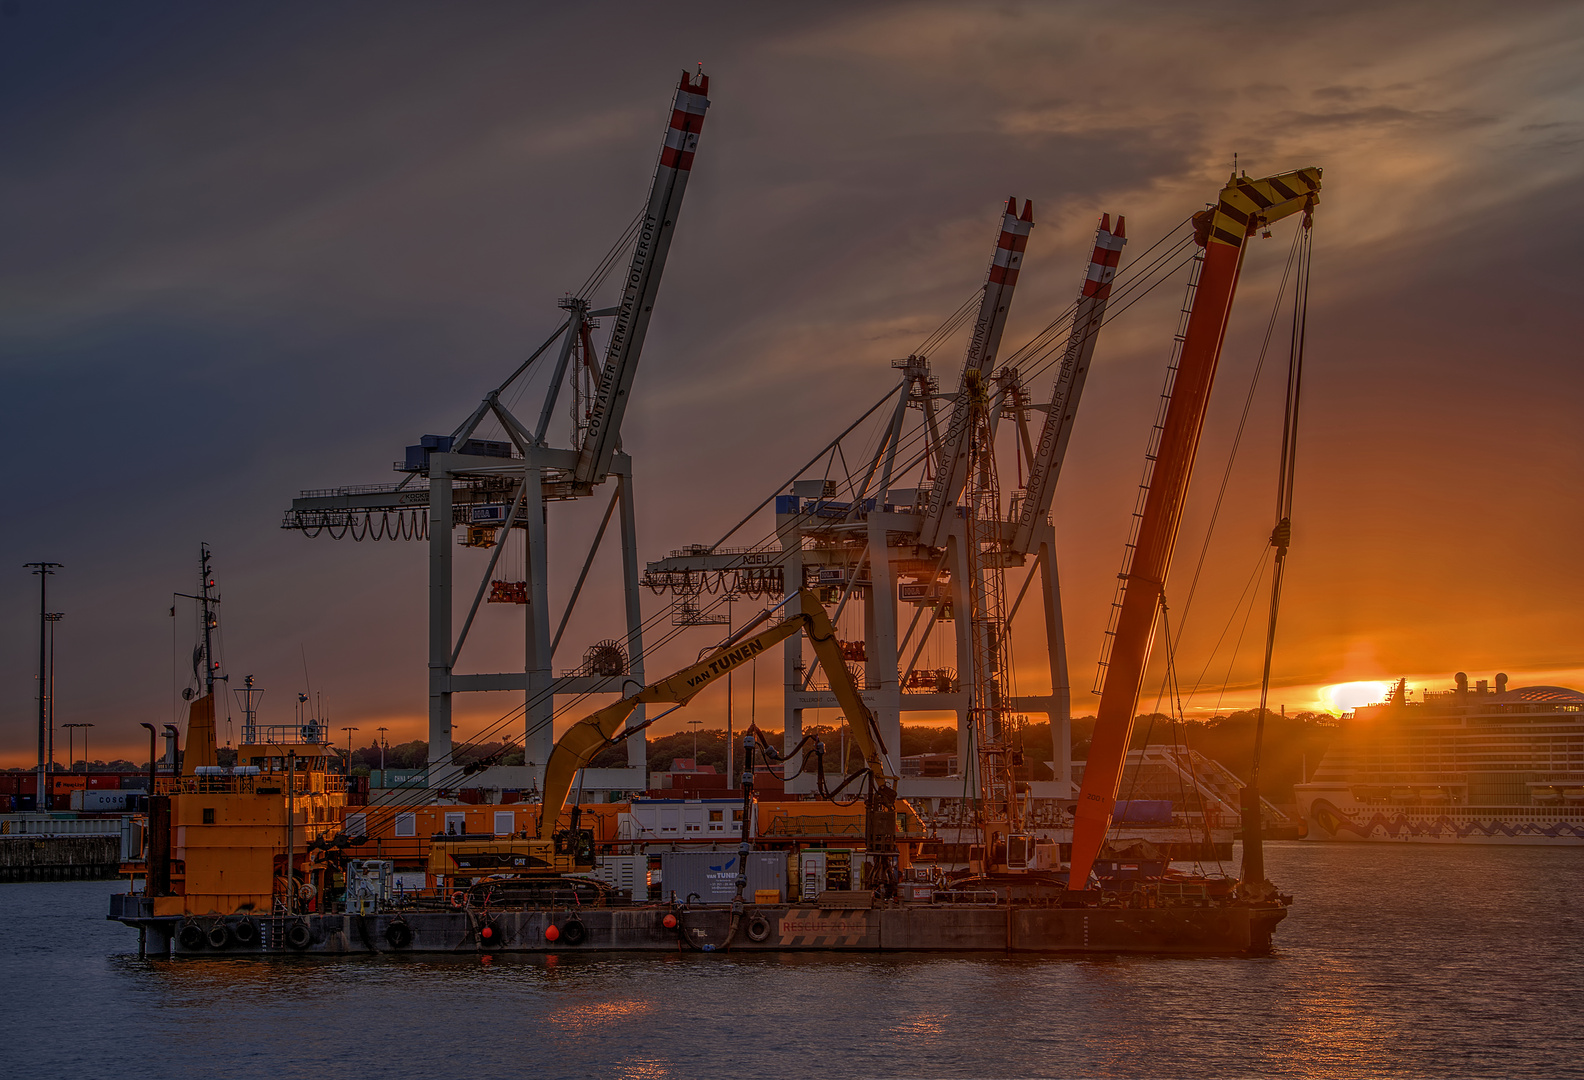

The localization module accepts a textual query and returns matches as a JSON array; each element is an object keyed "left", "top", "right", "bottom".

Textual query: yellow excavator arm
[{"left": 536, "top": 587, "right": 892, "bottom": 840}]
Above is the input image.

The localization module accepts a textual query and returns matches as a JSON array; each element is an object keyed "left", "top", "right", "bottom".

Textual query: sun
[{"left": 1319, "top": 680, "right": 1394, "bottom": 714}]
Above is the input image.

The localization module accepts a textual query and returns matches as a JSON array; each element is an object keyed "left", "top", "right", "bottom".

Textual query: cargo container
[
  {"left": 120, "top": 775, "right": 150, "bottom": 791},
  {"left": 591, "top": 855, "right": 651, "bottom": 901},
  {"left": 1114, "top": 799, "right": 1175, "bottom": 826},
  {"left": 87, "top": 774, "right": 123, "bottom": 790},
  {"left": 70, "top": 790, "right": 138, "bottom": 812},
  {"left": 660, "top": 850, "right": 786, "bottom": 904}
]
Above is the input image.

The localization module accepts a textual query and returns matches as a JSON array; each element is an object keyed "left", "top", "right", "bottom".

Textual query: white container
[
  {"left": 592, "top": 854, "right": 651, "bottom": 901},
  {"left": 70, "top": 790, "right": 133, "bottom": 812}
]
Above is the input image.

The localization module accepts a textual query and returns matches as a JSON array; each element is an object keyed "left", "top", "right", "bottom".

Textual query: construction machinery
[
  {"left": 425, "top": 587, "right": 902, "bottom": 892},
  {"left": 1068, "top": 167, "right": 1321, "bottom": 891},
  {"left": 114, "top": 157, "right": 1319, "bottom": 957}
]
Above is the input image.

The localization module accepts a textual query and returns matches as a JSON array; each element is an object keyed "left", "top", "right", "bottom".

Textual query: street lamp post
[
  {"left": 24, "top": 562, "right": 62, "bottom": 807},
  {"left": 376, "top": 726, "right": 389, "bottom": 779},
  {"left": 688, "top": 718, "right": 703, "bottom": 770},
  {"left": 45, "top": 612, "right": 62, "bottom": 773},
  {"left": 341, "top": 727, "right": 358, "bottom": 771}
]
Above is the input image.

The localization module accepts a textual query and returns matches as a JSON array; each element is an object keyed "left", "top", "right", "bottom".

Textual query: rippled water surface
[{"left": 3, "top": 842, "right": 1582, "bottom": 1079}]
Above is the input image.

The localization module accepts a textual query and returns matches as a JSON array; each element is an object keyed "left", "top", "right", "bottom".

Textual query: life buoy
[
  {"left": 560, "top": 919, "right": 587, "bottom": 946},
  {"left": 232, "top": 918, "right": 259, "bottom": 946},
  {"left": 450, "top": 891, "right": 467, "bottom": 910},
  {"left": 177, "top": 922, "right": 205, "bottom": 951},
  {"left": 385, "top": 919, "right": 412, "bottom": 949},
  {"left": 285, "top": 920, "right": 312, "bottom": 950},
  {"left": 745, "top": 915, "right": 772, "bottom": 943},
  {"left": 206, "top": 922, "right": 232, "bottom": 950}
]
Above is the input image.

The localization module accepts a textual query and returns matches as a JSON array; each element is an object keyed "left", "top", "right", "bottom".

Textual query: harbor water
[{"left": 4, "top": 842, "right": 1581, "bottom": 1079}]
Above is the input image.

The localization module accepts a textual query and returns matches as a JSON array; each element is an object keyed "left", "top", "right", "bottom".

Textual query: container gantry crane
[
  {"left": 644, "top": 202, "right": 1125, "bottom": 810},
  {"left": 281, "top": 70, "right": 711, "bottom": 794}
]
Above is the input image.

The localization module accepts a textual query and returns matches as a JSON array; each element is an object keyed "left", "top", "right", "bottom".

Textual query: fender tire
[
  {"left": 385, "top": 919, "right": 413, "bottom": 949},
  {"left": 745, "top": 915, "right": 772, "bottom": 943},
  {"left": 285, "top": 920, "right": 312, "bottom": 951},
  {"left": 232, "top": 918, "right": 259, "bottom": 947},
  {"left": 561, "top": 919, "right": 587, "bottom": 946},
  {"left": 206, "top": 922, "right": 233, "bottom": 950},
  {"left": 177, "top": 922, "right": 206, "bottom": 951}
]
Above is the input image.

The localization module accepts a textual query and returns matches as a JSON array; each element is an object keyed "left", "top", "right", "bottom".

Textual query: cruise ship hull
[
  {"left": 1299, "top": 790, "right": 1584, "bottom": 845},
  {"left": 1295, "top": 675, "right": 1584, "bottom": 846}
]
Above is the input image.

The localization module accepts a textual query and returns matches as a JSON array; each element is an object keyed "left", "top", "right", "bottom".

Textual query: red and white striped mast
[
  {"left": 1010, "top": 213, "right": 1127, "bottom": 554},
  {"left": 574, "top": 68, "right": 711, "bottom": 490},
  {"left": 920, "top": 197, "right": 1035, "bottom": 549}
]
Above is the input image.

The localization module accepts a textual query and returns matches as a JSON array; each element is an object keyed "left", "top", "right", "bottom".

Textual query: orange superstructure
[{"left": 138, "top": 695, "right": 348, "bottom": 919}]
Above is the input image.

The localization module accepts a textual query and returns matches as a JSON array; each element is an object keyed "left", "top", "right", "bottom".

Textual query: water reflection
[{"left": 4, "top": 845, "right": 1584, "bottom": 1079}]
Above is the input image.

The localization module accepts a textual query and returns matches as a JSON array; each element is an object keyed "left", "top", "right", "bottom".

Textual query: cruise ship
[{"left": 1296, "top": 672, "right": 1584, "bottom": 844}]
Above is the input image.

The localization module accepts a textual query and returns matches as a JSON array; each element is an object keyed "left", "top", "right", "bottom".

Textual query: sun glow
[{"left": 1320, "top": 681, "right": 1394, "bottom": 714}]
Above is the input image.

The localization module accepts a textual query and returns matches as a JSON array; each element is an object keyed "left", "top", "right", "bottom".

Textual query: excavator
[{"left": 427, "top": 588, "right": 901, "bottom": 897}]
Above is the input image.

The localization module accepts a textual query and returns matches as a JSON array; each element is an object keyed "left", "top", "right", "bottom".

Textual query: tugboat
[{"left": 111, "top": 546, "right": 354, "bottom": 955}]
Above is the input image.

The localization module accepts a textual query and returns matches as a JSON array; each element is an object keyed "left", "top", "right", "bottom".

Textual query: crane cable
[{"left": 1243, "top": 205, "right": 1314, "bottom": 888}]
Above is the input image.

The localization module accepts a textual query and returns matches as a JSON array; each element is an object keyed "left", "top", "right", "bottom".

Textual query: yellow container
[{"left": 754, "top": 889, "right": 782, "bottom": 905}]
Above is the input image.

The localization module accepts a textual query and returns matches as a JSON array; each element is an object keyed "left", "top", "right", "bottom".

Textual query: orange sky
[{"left": 3, "top": 2, "right": 1583, "bottom": 764}]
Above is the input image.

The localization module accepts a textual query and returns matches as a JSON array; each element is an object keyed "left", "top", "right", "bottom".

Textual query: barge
[{"left": 110, "top": 893, "right": 1284, "bottom": 956}]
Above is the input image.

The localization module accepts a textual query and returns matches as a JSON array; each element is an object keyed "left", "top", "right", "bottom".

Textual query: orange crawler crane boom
[{"left": 1067, "top": 167, "right": 1321, "bottom": 891}]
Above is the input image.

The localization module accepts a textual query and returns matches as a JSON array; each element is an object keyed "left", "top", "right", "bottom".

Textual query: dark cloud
[{"left": 3, "top": 1, "right": 1582, "bottom": 760}]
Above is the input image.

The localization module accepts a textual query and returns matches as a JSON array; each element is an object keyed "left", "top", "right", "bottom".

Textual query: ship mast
[
  {"left": 174, "top": 544, "right": 225, "bottom": 773},
  {"left": 198, "top": 544, "right": 220, "bottom": 697}
]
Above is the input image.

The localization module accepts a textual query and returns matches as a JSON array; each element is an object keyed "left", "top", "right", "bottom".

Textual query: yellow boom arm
[{"left": 536, "top": 588, "right": 892, "bottom": 840}]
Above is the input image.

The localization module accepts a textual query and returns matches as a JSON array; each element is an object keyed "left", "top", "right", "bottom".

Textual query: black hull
[{"left": 113, "top": 898, "right": 1287, "bottom": 957}]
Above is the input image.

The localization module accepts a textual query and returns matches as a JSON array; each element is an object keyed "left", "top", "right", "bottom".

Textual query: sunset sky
[{"left": 3, "top": 1, "right": 1582, "bottom": 765}]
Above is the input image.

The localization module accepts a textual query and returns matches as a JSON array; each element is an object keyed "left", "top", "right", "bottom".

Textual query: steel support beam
[
  {"left": 427, "top": 455, "right": 454, "bottom": 771},
  {"left": 523, "top": 463, "right": 554, "bottom": 787}
]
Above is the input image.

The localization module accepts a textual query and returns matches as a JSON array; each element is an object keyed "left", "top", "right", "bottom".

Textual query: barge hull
[{"left": 112, "top": 898, "right": 1285, "bottom": 957}]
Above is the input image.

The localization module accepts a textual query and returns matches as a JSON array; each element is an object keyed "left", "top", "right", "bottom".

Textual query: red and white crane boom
[
  {"left": 1009, "top": 214, "right": 1126, "bottom": 554},
  {"left": 1067, "top": 167, "right": 1321, "bottom": 890},
  {"left": 573, "top": 69, "right": 711, "bottom": 489},
  {"left": 919, "top": 198, "right": 1034, "bottom": 549}
]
